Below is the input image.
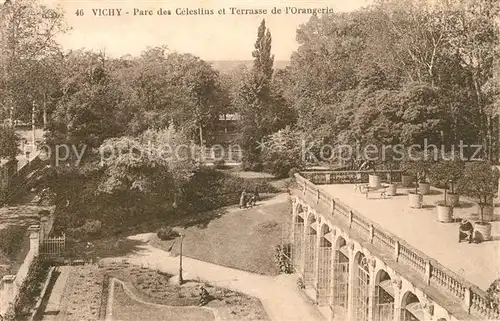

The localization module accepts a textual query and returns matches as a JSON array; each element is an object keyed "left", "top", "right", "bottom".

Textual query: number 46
[{"left": 75, "top": 9, "right": 84, "bottom": 16}]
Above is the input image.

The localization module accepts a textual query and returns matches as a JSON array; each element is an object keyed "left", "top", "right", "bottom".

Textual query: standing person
[
  {"left": 239, "top": 189, "right": 247, "bottom": 209},
  {"left": 253, "top": 188, "right": 259, "bottom": 203}
]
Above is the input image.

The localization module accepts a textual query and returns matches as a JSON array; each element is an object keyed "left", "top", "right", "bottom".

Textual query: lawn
[
  {"left": 101, "top": 262, "right": 269, "bottom": 321},
  {"left": 151, "top": 199, "right": 291, "bottom": 276},
  {"left": 112, "top": 282, "right": 214, "bottom": 321}
]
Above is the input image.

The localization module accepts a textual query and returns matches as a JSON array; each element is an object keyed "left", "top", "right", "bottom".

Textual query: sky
[{"left": 43, "top": 0, "right": 372, "bottom": 61}]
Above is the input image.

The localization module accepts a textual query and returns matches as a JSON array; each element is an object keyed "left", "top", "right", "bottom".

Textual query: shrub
[
  {"left": 213, "top": 159, "right": 227, "bottom": 169},
  {"left": 0, "top": 225, "right": 26, "bottom": 257},
  {"left": 240, "top": 159, "right": 264, "bottom": 172},
  {"left": 6, "top": 258, "right": 50, "bottom": 320},
  {"left": 179, "top": 167, "right": 278, "bottom": 213},
  {"left": 274, "top": 244, "right": 293, "bottom": 274},
  {"left": 157, "top": 227, "right": 179, "bottom": 241},
  {"left": 458, "top": 161, "right": 500, "bottom": 222},
  {"left": 428, "top": 156, "right": 464, "bottom": 193},
  {"left": 288, "top": 167, "right": 300, "bottom": 178},
  {"left": 68, "top": 220, "right": 102, "bottom": 239},
  {"left": 486, "top": 278, "right": 500, "bottom": 312}
]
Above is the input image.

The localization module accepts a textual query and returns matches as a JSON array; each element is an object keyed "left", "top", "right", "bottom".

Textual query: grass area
[
  {"left": 151, "top": 200, "right": 291, "bottom": 276},
  {"left": 112, "top": 282, "right": 215, "bottom": 321},
  {"left": 101, "top": 262, "right": 269, "bottom": 321}
]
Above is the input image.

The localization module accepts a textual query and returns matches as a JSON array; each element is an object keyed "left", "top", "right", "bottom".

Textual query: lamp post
[{"left": 178, "top": 229, "right": 185, "bottom": 285}]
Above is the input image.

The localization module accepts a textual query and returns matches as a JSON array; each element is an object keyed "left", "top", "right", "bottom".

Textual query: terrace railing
[{"left": 294, "top": 171, "right": 499, "bottom": 320}]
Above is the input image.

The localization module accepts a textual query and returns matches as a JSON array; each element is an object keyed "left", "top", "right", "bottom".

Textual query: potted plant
[
  {"left": 458, "top": 162, "right": 500, "bottom": 242},
  {"left": 368, "top": 162, "right": 381, "bottom": 189},
  {"left": 402, "top": 150, "right": 434, "bottom": 195},
  {"left": 384, "top": 160, "right": 397, "bottom": 196},
  {"left": 401, "top": 159, "right": 424, "bottom": 209},
  {"left": 429, "top": 158, "right": 464, "bottom": 206},
  {"left": 401, "top": 171, "right": 413, "bottom": 188}
]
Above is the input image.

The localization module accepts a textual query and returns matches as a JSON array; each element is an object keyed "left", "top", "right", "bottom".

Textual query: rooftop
[{"left": 320, "top": 183, "right": 500, "bottom": 290}]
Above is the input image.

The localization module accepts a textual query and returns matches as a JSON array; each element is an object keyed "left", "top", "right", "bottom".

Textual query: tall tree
[
  {"left": 236, "top": 19, "right": 294, "bottom": 166},
  {"left": 0, "top": 0, "right": 66, "bottom": 122},
  {"left": 0, "top": 124, "right": 19, "bottom": 159}
]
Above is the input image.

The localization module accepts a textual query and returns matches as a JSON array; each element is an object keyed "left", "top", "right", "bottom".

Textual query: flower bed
[
  {"left": 59, "top": 265, "right": 106, "bottom": 321},
  {"left": 100, "top": 261, "right": 270, "bottom": 321}
]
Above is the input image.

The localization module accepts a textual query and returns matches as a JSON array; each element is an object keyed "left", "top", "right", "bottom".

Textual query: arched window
[
  {"left": 374, "top": 270, "right": 394, "bottom": 321},
  {"left": 317, "top": 224, "right": 333, "bottom": 306},
  {"left": 333, "top": 237, "right": 349, "bottom": 318},
  {"left": 353, "top": 252, "right": 370, "bottom": 321}
]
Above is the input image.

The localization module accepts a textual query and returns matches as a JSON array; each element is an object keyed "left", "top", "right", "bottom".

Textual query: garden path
[{"left": 101, "top": 194, "right": 324, "bottom": 321}]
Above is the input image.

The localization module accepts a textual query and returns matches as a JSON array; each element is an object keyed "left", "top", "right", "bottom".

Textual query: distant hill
[{"left": 209, "top": 60, "right": 290, "bottom": 73}]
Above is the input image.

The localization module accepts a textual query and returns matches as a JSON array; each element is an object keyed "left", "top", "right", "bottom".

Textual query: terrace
[
  {"left": 319, "top": 183, "right": 499, "bottom": 290},
  {"left": 295, "top": 170, "right": 500, "bottom": 320}
]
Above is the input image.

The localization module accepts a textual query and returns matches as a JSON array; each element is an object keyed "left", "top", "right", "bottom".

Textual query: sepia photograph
[{"left": 0, "top": 0, "right": 499, "bottom": 320}]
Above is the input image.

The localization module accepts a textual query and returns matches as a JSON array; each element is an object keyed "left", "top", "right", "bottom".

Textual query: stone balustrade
[{"left": 294, "top": 171, "right": 500, "bottom": 320}]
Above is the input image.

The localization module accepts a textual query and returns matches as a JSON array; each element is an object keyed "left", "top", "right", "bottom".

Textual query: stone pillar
[
  {"left": 463, "top": 287, "right": 472, "bottom": 313},
  {"left": 425, "top": 261, "right": 432, "bottom": 285},
  {"left": 302, "top": 212, "right": 308, "bottom": 276},
  {"left": 346, "top": 241, "right": 356, "bottom": 321},
  {"left": 314, "top": 217, "right": 322, "bottom": 299},
  {"left": 1, "top": 275, "right": 16, "bottom": 315},
  {"left": 394, "top": 241, "right": 400, "bottom": 262},
  {"left": 422, "top": 295, "right": 435, "bottom": 321},
  {"left": 40, "top": 216, "right": 48, "bottom": 239},
  {"left": 392, "top": 276, "right": 402, "bottom": 321},
  {"left": 367, "top": 257, "right": 377, "bottom": 321},
  {"left": 28, "top": 225, "right": 41, "bottom": 257}
]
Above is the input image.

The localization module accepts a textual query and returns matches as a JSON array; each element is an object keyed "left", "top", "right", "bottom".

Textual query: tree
[
  {"left": 0, "top": 0, "right": 67, "bottom": 123},
  {"left": 261, "top": 127, "right": 306, "bottom": 178},
  {"left": 236, "top": 19, "right": 294, "bottom": 166},
  {"left": 458, "top": 161, "right": 500, "bottom": 222},
  {"left": 47, "top": 50, "right": 127, "bottom": 148},
  {"left": 0, "top": 124, "right": 19, "bottom": 159},
  {"left": 98, "top": 126, "right": 196, "bottom": 208}
]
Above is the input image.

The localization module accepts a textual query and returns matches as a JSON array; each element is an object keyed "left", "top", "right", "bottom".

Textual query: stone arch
[
  {"left": 319, "top": 223, "right": 333, "bottom": 247},
  {"left": 294, "top": 215, "right": 304, "bottom": 224},
  {"left": 303, "top": 210, "right": 317, "bottom": 288},
  {"left": 305, "top": 211, "right": 317, "bottom": 234},
  {"left": 317, "top": 223, "right": 334, "bottom": 306},
  {"left": 332, "top": 235, "right": 349, "bottom": 317},
  {"left": 335, "top": 235, "right": 347, "bottom": 250},
  {"left": 296, "top": 203, "right": 305, "bottom": 218},
  {"left": 353, "top": 251, "right": 370, "bottom": 321},
  {"left": 374, "top": 269, "right": 395, "bottom": 321},
  {"left": 400, "top": 291, "right": 423, "bottom": 321}
]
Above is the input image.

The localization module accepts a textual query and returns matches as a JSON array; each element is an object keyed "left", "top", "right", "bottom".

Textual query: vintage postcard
[{"left": 0, "top": 0, "right": 499, "bottom": 320}]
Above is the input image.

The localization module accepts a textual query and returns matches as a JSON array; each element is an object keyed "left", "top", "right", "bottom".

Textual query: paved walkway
[
  {"left": 101, "top": 241, "right": 324, "bottom": 321},
  {"left": 100, "top": 193, "right": 323, "bottom": 321},
  {"left": 41, "top": 266, "right": 71, "bottom": 321},
  {"left": 40, "top": 193, "right": 324, "bottom": 321}
]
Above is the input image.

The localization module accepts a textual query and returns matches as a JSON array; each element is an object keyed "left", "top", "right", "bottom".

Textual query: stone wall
[{"left": 0, "top": 225, "right": 40, "bottom": 317}]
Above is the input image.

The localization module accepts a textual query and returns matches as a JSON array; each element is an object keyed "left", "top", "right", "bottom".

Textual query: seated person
[{"left": 459, "top": 219, "right": 474, "bottom": 243}]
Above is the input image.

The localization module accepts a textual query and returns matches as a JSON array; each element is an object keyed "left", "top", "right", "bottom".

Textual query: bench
[{"left": 355, "top": 184, "right": 388, "bottom": 199}]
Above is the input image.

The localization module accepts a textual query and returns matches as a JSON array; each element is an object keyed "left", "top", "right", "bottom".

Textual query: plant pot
[
  {"left": 418, "top": 182, "right": 431, "bottom": 195},
  {"left": 408, "top": 192, "right": 423, "bottom": 209},
  {"left": 446, "top": 193, "right": 460, "bottom": 207},
  {"left": 436, "top": 202, "right": 453, "bottom": 223},
  {"left": 401, "top": 175, "right": 412, "bottom": 187},
  {"left": 476, "top": 204, "right": 494, "bottom": 222},
  {"left": 369, "top": 174, "right": 381, "bottom": 189},
  {"left": 387, "top": 183, "right": 397, "bottom": 196},
  {"left": 474, "top": 221, "right": 492, "bottom": 242}
]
